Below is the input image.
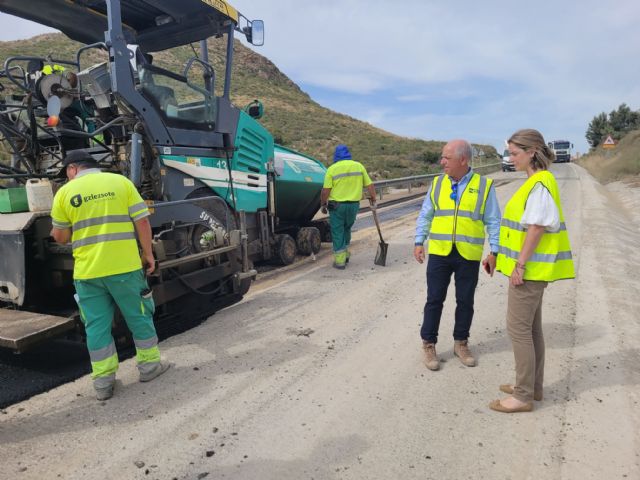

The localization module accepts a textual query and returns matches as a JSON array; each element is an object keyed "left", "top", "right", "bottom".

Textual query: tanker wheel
[
  {"left": 275, "top": 234, "right": 296, "bottom": 265},
  {"left": 317, "top": 222, "right": 332, "bottom": 243},
  {"left": 296, "top": 227, "right": 322, "bottom": 255}
]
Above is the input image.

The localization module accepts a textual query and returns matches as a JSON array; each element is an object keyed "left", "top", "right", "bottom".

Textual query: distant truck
[
  {"left": 501, "top": 148, "right": 514, "bottom": 172},
  {"left": 549, "top": 140, "right": 573, "bottom": 163}
]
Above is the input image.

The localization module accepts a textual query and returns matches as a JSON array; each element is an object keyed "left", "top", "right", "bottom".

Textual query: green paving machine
[{"left": 0, "top": 0, "right": 329, "bottom": 351}]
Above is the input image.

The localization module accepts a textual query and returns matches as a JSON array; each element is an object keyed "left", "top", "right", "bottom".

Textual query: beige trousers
[{"left": 506, "top": 280, "right": 548, "bottom": 402}]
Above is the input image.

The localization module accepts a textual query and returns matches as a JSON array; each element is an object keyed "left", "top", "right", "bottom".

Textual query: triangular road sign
[{"left": 603, "top": 135, "right": 615, "bottom": 145}]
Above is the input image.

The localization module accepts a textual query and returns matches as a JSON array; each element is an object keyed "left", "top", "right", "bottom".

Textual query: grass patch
[{"left": 577, "top": 130, "right": 640, "bottom": 183}]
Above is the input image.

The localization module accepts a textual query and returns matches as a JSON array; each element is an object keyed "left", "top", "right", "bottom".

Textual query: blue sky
[{"left": 2, "top": 0, "right": 639, "bottom": 155}]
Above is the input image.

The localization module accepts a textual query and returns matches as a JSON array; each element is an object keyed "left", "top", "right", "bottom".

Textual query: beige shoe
[
  {"left": 499, "top": 384, "right": 543, "bottom": 401},
  {"left": 454, "top": 340, "right": 476, "bottom": 367},
  {"left": 422, "top": 342, "right": 440, "bottom": 371},
  {"left": 489, "top": 399, "right": 533, "bottom": 413}
]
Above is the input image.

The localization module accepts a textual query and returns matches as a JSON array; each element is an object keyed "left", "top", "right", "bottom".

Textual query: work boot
[
  {"left": 139, "top": 362, "right": 172, "bottom": 383},
  {"left": 333, "top": 251, "right": 347, "bottom": 270},
  {"left": 454, "top": 340, "right": 476, "bottom": 367},
  {"left": 94, "top": 375, "right": 115, "bottom": 401},
  {"left": 345, "top": 250, "right": 350, "bottom": 264},
  {"left": 95, "top": 385, "right": 114, "bottom": 401},
  {"left": 422, "top": 341, "right": 439, "bottom": 371}
]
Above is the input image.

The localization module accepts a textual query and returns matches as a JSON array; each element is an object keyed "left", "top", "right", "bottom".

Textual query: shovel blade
[{"left": 374, "top": 241, "right": 388, "bottom": 266}]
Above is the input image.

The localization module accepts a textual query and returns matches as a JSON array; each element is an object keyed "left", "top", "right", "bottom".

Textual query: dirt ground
[{"left": 0, "top": 163, "right": 638, "bottom": 480}]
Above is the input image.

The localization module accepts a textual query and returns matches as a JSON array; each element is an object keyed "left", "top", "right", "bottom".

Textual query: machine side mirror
[
  {"left": 244, "top": 99, "right": 264, "bottom": 119},
  {"left": 246, "top": 20, "right": 264, "bottom": 46}
]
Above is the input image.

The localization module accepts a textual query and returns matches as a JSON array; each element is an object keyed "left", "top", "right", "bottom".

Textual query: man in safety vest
[
  {"left": 321, "top": 144, "right": 376, "bottom": 269},
  {"left": 413, "top": 139, "right": 501, "bottom": 370},
  {"left": 51, "top": 150, "right": 170, "bottom": 400}
]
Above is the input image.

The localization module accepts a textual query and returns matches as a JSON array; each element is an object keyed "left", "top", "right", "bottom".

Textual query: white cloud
[
  {"left": 232, "top": 0, "right": 640, "bottom": 153},
  {"left": 0, "top": 17, "right": 56, "bottom": 41},
  {"left": 3, "top": 0, "right": 640, "bottom": 154},
  {"left": 397, "top": 94, "right": 430, "bottom": 103},
  {"left": 296, "top": 70, "right": 384, "bottom": 94}
]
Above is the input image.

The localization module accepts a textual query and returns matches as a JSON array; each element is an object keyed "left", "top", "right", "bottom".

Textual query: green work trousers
[
  {"left": 329, "top": 201, "right": 360, "bottom": 257},
  {"left": 74, "top": 269, "right": 160, "bottom": 380}
]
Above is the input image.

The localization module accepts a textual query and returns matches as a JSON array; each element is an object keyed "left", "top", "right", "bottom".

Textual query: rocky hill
[{"left": 0, "top": 33, "right": 498, "bottom": 177}]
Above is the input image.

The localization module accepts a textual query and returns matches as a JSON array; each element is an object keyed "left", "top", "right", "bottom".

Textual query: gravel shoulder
[{"left": 0, "top": 164, "right": 638, "bottom": 480}]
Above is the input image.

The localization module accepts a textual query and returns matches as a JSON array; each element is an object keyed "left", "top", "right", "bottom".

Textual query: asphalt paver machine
[{"left": 0, "top": 0, "right": 329, "bottom": 351}]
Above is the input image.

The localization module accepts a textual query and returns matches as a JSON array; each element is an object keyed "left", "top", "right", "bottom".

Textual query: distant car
[{"left": 501, "top": 149, "right": 515, "bottom": 171}]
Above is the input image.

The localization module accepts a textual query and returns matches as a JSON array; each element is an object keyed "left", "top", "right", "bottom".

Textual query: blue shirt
[{"left": 414, "top": 168, "right": 501, "bottom": 252}]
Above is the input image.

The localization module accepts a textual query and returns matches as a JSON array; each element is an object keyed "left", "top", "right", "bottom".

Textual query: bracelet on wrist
[{"left": 516, "top": 262, "right": 526, "bottom": 270}]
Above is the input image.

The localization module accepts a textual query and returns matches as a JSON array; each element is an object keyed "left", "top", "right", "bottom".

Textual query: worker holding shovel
[
  {"left": 321, "top": 144, "right": 377, "bottom": 269},
  {"left": 413, "top": 139, "right": 501, "bottom": 371}
]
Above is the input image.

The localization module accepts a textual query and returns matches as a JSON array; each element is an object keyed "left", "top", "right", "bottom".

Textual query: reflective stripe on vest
[
  {"left": 495, "top": 170, "right": 575, "bottom": 281},
  {"left": 428, "top": 173, "right": 491, "bottom": 261},
  {"left": 129, "top": 202, "right": 148, "bottom": 219},
  {"left": 72, "top": 231, "right": 137, "bottom": 249},
  {"left": 500, "top": 218, "right": 568, "bottom": 233},
  {"left": 73, "top": 215, "right": 131, "bottom": 231},
  {"left": 332, "top": 171, "right": 363, "bottom": 180}
]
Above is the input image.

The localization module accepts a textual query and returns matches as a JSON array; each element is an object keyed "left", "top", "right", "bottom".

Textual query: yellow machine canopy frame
[{"left": 0, "top": 0, "right": 245, "bottom": 52}]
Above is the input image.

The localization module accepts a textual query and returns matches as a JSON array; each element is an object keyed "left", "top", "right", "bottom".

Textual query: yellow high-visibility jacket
[
  {"left": 51, "top": 170, "right": 149, "bottom": 279},
  {"left": 496, "top": 170, "right": 575, "bottom": 281},
  {"left": 428, "top": 173, "right": 492, "bottom": 261}
]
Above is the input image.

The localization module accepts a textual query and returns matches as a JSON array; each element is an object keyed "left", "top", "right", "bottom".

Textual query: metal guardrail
[{"left": 371, "top": 161, "right": 502, "bottom": 199}]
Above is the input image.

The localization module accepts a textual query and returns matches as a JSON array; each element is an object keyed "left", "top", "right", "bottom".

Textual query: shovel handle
[{"left": 371, "top": 209, "right": 385, "bottom": 243}]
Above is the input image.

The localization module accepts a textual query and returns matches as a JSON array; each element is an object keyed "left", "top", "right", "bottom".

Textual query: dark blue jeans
[{"left": 420, "top": 246, "right": 480, "bottom": 344}]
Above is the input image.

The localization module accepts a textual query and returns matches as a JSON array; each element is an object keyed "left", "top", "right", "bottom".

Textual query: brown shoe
[
  {"left": 489, "top": 399, "right": 533, "bottom": 413},
  {"left": 499, "top": 384, "right": 543, "bottom": 401},
  {"left": 454, "top": 340, "right": 476, "bottom": 367},
  {"left": 422, "top": 342, "right": 439, "bottom": 371}
]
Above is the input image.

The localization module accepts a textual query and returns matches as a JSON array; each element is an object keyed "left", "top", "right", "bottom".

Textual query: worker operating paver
[
  {"left": 50, "top": 150, "right": 170, "bottom": 400},
  {"left": 321, "top": 144, "right": 377, "bottom": 269}
]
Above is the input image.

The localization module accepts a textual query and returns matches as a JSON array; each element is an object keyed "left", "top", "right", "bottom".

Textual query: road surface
[{"left": 0, "top": 163, "right": 638, "bottom": 480}]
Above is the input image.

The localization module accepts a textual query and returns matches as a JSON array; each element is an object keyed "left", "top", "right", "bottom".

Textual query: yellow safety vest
[
  {"left": 323, "top": 159, "right": 372, "bottom": 202},
  {"left": 496, "top": 170, "right": 575, "bottom": 281},
  {"left": 428, "top": 173, "right": 492, "bottom": 261},
  {"left": 51, "top": 171, "right": 149, "bottom": 279}
]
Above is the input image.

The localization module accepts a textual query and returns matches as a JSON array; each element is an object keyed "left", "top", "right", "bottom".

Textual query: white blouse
[{"left": 520, "top": 183, "right": 560, "bottom": 233}]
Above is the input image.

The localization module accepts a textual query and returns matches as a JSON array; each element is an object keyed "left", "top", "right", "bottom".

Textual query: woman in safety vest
[{"left": 489, "top": 129, "right": 575, "bottom": 413}]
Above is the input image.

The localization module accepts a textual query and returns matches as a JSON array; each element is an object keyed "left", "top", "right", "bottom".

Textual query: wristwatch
[{"left": 489, "top": 251, "right": 498, "bottom": 256}]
